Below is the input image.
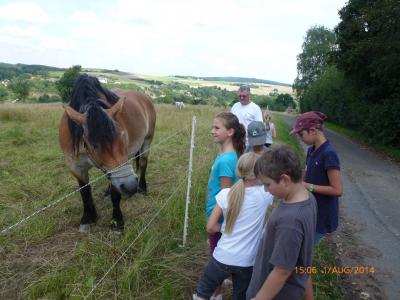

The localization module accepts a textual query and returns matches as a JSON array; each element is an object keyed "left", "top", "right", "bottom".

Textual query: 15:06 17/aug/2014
[{"left": 295, "top": 266, "right": 375, "bottom": 275}]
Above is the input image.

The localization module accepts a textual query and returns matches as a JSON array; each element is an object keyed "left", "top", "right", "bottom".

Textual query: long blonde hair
[
  {"left": 263, "top": 110, "right": 272, "bottom": 131},
  {"left": 225, "top": 152, "right": 259, "bottom": 234}
]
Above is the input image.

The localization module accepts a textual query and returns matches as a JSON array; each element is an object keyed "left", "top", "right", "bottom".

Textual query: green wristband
[{"left": 309, "top": 184, "right": 314, "bottom": 192}]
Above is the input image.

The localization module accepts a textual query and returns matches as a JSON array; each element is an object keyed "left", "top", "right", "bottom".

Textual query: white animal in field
[{"left": 175, "top": 101, "right": 185, "bottom": 109}]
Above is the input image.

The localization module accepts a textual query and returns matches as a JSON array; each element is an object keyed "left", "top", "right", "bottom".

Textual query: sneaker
[
  {"left": 210, "top": 295, "right": 223, "bottom": 300},
  {"left": 192, "top": 293, "right": 197, "bottom": 300},
  {"left": 222, "top": 278, "right": 232, "bottom": 286}
]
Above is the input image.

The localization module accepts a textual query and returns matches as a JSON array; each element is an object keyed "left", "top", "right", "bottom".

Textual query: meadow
[{"left": 0, "top": 103, "right": 340, "bottom": 299}]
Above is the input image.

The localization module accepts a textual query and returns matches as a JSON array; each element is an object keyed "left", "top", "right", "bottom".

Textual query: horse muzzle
[{"left": 108, "top": 164, "right": 138, "bottom": 196}]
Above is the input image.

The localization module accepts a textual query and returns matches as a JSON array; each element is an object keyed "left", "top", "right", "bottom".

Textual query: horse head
[{"left": 63, "top": 97, "right": 139, "bottom": 196}]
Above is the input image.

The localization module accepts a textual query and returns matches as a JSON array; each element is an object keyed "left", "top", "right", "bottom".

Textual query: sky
[{"left": 0, "top": 0, "right": 348, "bottom": 84}]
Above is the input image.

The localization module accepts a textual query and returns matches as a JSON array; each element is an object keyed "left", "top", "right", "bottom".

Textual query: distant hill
[
  {"left": 174, "top": 75, "right": 291, "bottom": 87},
  {"left": 0, "top": 62, "right": 64, "bottom": 80},
  {"left": 82, "top": 68, "right": 131, "bottom": 76},
  {"left": 0, "top": 63, "right": 292, "bottom": 94}
]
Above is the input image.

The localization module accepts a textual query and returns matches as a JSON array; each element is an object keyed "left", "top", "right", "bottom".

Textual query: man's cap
[
  {"left": 290, "top": 111, "right": 327, "bottom": 135},
  {"left": 247, "top": 121, "right": 267, "bottom": 146},
  {"left": 238, "top": 85, "right": 251, "bottom": 92}
]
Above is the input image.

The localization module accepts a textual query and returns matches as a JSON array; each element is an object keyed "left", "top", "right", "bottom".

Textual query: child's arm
[
  {"left": 220, "top": 176, "right": 233, "bottom": 189},
  {"left": 304, "top": 169, "right": 343, "bottom": 197},
  {"left": 207, "top": 204, "right": 222, "bottom": 233},
  {"left": 250, "top": 266, "right": 292, "bottom": 300},
  {"left": 272, "top": 123, "right": 276, "bottom": 138}
]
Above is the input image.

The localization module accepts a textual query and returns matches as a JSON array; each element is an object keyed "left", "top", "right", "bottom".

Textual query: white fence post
[{"left": 182, "top": 116, "right": 196, "bottom": 247}]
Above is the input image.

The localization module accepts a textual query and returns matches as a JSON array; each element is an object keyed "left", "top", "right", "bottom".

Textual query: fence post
[{"left": 182, "top": 116, "right": 196, "bottom": 247}]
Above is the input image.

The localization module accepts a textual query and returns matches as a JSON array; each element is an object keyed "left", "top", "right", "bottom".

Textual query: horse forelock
[
  {"left": 68, "top": 74, "right": 119, "bottom": 154},
  {"left": 85, "top": 104, "right": 117, "bottom": 151}
]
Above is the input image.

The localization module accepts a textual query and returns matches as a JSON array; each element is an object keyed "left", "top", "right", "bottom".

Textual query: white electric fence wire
[
  {"left": 182, "top": 116, "right": 196, "bottom": 247},
  {"left": 0, "top": 124, "right": 191, "bottom": 235},
  {"left": 83, "top": 174, "right": 188, "bottom": 300}
]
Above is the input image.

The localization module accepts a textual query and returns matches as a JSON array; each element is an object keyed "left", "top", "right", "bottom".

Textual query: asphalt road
[{"left": 284, "top": 115, "right": 400, "bottom": 299}]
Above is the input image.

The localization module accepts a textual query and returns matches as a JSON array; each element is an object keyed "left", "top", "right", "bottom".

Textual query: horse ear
[
  {"left": 63, "top": 104, "right": 86, "bottom": 125},
  {"left": 106, "top": 97, "right": 124, "bottom": 117}
]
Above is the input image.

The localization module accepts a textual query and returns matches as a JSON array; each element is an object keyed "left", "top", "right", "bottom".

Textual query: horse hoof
[{"left": 79, "top": 224, "right": 90, "bottom": 233}]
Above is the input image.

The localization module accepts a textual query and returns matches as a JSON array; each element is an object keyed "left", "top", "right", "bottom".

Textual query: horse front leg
[
  {"left": 138, "top": 155, "right": 148, "bottom": 193},
  {"left": 110, "top": 184, "right": 124, "bottom": 231},
  {"left": 78, "top": 179, "right": 98, "bottom": 233},
  {"left": 138, "top": 138, "right": 152, "bottom": 193}
]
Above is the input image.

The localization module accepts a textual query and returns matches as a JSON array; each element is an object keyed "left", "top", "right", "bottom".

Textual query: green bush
[
  {"left": 0, "top": 85, "right": 8, "bottom": 101},
  {"left": 301, "top": 65, "right": 400, "bottom": 146},
  {"left": 252, "top": 95, "right": 275, "bottom": 109},
  {"left": 38, "top": 94, "right": 50, "bottom": 103},
  {"left": 56, "top": 65, "right": 81, "bottom": 102}
]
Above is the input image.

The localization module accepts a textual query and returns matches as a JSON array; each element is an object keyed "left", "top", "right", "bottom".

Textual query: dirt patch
[{"left": 326, "top": 213, "right": 388, "bottom": 300}]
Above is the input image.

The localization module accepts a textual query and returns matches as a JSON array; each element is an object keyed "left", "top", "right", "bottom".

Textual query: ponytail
[
  {"left": 225, "top": 179, "right": 245, "bottom": 234},
  {"left": 224, "top": 152, "right": 259, "bottom": 234},
  {"left": 232, "top": 123, "right": 246, "bottom": 157},
  {"left": 263, "top": 110, "right": 271, "bottom": 131}
]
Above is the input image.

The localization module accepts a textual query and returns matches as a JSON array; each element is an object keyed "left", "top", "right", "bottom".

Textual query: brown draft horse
[{"left": 59, "top": 74, "right": 156, "bottom": 232}]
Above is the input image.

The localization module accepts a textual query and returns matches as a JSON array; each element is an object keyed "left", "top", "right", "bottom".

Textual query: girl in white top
[
  {"left": 194, "top": 152, "right": 273, "bottom": 300},
  {"left": 263, "top": 111, "right": 276, "bottom": 147}
]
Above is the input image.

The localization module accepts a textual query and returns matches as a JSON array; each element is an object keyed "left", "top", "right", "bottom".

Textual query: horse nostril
[{"left": 120, "top": 183, "right": 137, "bottom": 196}]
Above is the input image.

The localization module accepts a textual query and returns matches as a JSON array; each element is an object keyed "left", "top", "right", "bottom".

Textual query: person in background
[
  {"left": 290, "top": 111, "right": 343, "bottom": 300},
  {"left": 231, "top": 85, "right": 263, "bottom": 145},
  {"left": 194, "top": 152, "right": 273, "bottom": 300},
  {"left": 205, "top": 112, "right": 246, "bottom": 300},
  {"left": 246, "top": 145, "right": 317, "bottom": 300},
  {"left": 263, "top": 111, "right": 276, "bottom": 148},
  {"left": 246, "top": 121, "right": 268, "bottom": 155}
]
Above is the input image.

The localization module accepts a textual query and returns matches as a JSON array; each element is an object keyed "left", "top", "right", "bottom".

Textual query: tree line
[
  {"left": 294, "top": 0, "right": 400, "bottom": 147},
  {"left": 1, "top": 63, "right": 295, "bottom": 111}
]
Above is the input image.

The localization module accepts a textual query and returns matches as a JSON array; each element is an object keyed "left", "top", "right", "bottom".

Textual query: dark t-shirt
[
  {"left": 305, "top": 140, "right": 340, "bottom": 233},
  {"left": 246, "top": 194, "right": 317, "bottom": 300}
]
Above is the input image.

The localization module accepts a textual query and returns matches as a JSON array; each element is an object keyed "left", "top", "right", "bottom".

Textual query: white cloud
[
  {"left": 0, "top": 1, "right": 49, "bottom": 23},
  {"left": 0, "top": 24, "right": 76, "bottom": 51},
  {"left": 72, "top": 11, "right": 99, "bottom": 23},
  {"left": 0, "top": 0, "right": 348, "bottom": 83}
]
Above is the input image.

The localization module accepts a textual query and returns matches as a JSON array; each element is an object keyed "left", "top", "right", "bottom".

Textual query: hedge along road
[{"left": 284, "top": 114, "right": 400, "bottom": 300}]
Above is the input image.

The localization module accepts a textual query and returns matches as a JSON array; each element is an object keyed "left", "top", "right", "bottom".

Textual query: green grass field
[{"left": 0, "top": 103, "right": 340, "bottom": 299}]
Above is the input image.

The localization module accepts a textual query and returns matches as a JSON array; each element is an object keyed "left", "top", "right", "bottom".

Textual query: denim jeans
[{"left": 196, "top": 257, "right": 253, "bottom": 300}]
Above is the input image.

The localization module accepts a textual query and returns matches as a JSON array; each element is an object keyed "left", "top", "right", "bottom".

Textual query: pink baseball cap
[{"left": 290, "top": 111, "right": 327, "bottom": 135}]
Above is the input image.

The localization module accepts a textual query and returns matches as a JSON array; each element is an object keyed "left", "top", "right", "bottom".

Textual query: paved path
[{"left": 284, "top": 115, "right": 400, "bottom": 299}]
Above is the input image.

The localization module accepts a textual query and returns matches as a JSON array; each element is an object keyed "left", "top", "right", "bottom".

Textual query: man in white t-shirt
[{"left": 231, "top": 85, "right": 263, "bottom": 144}]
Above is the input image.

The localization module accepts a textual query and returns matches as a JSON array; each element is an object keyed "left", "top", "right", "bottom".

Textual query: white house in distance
[{"left": 98, "top": 76, "right": 108, "bottom": 84}]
